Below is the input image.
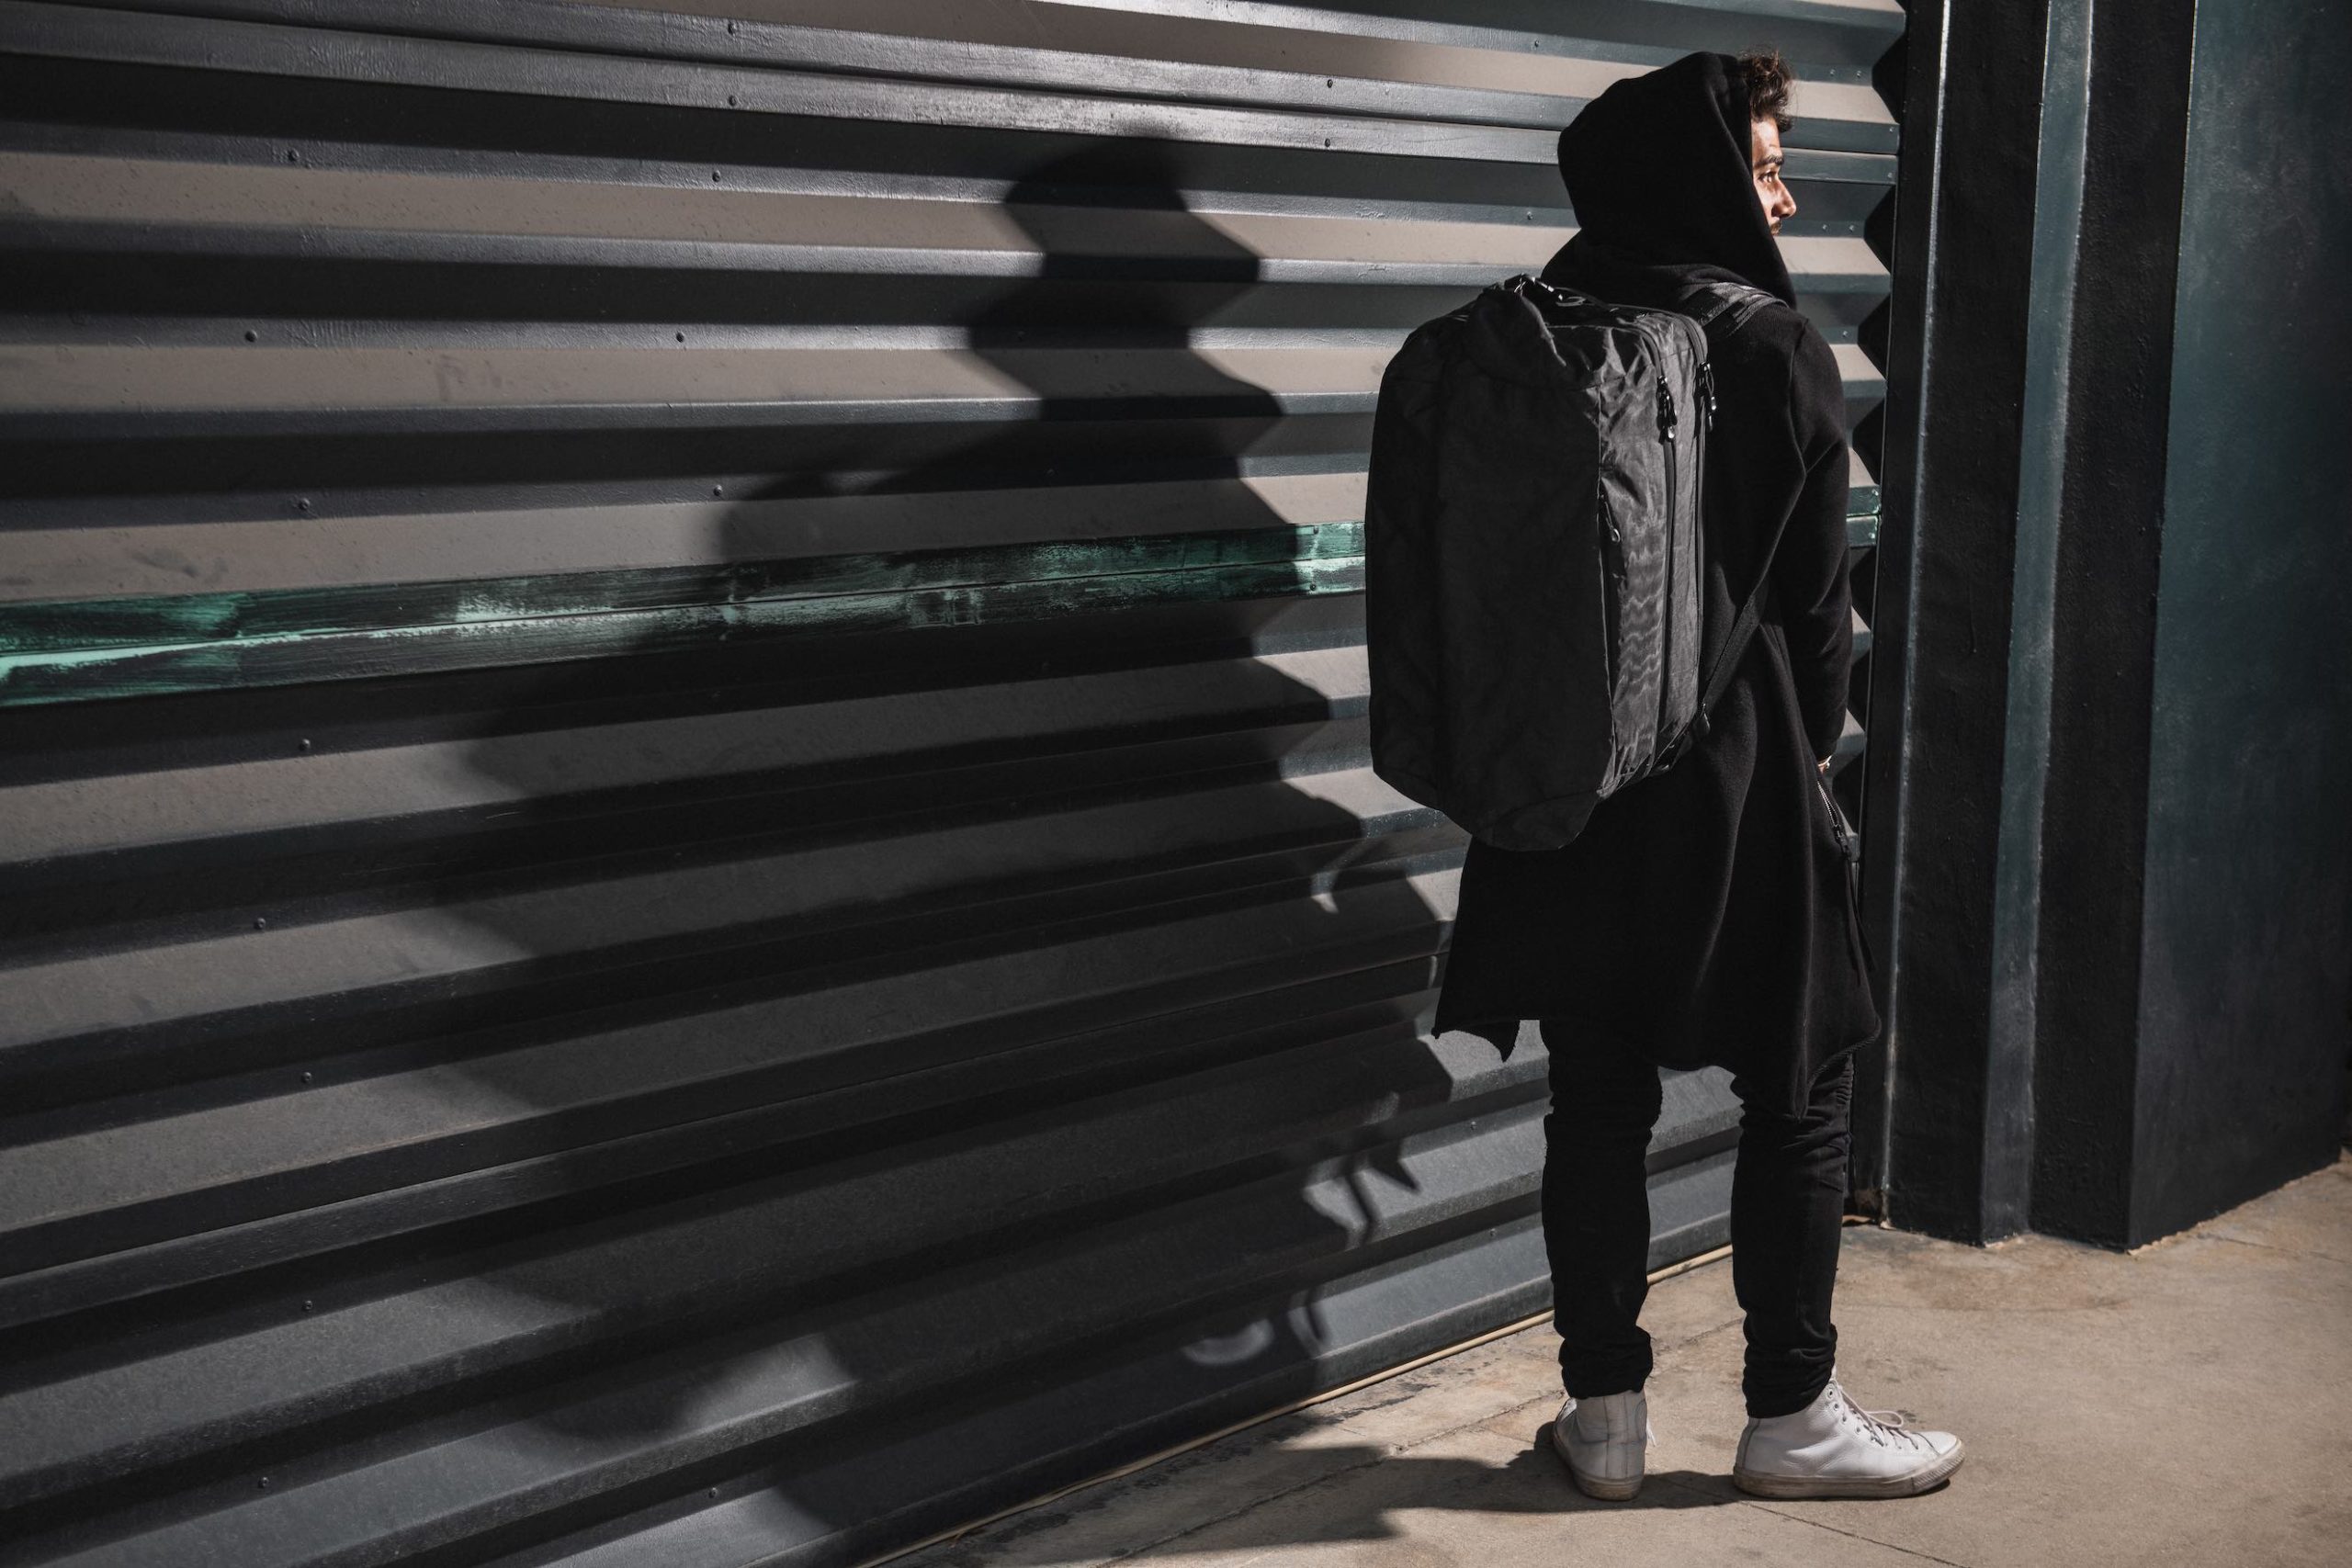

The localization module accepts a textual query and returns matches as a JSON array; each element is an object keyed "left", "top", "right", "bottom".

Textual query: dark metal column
[{"left": 1860, "top": 0, "right": 2057, "bottom": 1239}]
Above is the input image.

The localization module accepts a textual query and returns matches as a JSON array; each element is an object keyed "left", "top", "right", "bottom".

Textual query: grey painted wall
[{"left": 0, "top": 5, "right": 1903, "bottom": 1563}]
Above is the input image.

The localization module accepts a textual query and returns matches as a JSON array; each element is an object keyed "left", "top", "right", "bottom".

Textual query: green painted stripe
[
  {"left": 0, "top": 525, "right": 1363, "bottom": 707},
  {"left": 0, "top": 510, "right": 1883, "bottom": 706},
  {"left": 0, "top": 523, "right": 1368, "bottom": 656}
]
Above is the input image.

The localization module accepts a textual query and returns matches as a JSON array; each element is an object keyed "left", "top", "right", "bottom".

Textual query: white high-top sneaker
[
  {"left": 1550, "top": 1390, "right": 1654, "bottom": 1500},
  {"left": 1733, "top": 1373, "right": 1964, "bottom": 1498}
]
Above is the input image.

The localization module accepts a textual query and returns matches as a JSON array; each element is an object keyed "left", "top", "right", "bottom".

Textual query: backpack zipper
[
  {"left": 1656, "top": 370, "right": 1679, "bottom": 752},
  {"left": 1597, "top": 490, "right": 1625, "bottom": 696},
  {"left": 1691, "top": 353, "right": 1711, "bottom": 749}
]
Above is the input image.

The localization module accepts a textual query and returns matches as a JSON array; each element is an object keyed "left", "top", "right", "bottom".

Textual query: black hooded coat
[{"left": 1427, "top": 52, "right": 1880, "bottom": 1116}]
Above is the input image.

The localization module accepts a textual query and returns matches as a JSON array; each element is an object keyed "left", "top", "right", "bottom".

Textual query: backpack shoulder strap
[
  {"left": 1676, "top": 279, "right": 1781, "bottom": 333},
  {"left": 1666, "top": 280, "right": 1799, "bottom": 761},
  {"left": 1684, "top": 540, "right": 1782, "bottom": 754}
]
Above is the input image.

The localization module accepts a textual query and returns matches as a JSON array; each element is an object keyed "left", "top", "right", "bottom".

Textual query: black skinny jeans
[{"left": 1538, "top": 1019, "right": 1855, "bottom": 1419}]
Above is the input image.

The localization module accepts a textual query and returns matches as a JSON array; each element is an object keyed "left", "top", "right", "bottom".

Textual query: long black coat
[{"left": 1428, "top": 54, "right": 1879, "bottom": 1115}]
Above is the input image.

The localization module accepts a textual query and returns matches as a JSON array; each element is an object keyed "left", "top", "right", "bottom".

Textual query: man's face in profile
[{"left": 1751, "top": 118, "right": 1796, "bottom": 234}]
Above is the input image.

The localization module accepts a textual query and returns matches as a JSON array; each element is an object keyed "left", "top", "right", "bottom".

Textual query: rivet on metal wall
[
  {"left": 676, "top": 332, "right": 686, "bottom": 343},
  {"left": 299, "top": 738, "right": 312, "bottom": 752},
  {"left": 728, "top": 95, "right": 739, "bottom": 107},
  {"left": 712, "top": 483, "right": 725, "bottom": 497},
  {"left": 254, "top": 917, "right": 267, "bottom": 930},
  {"left": 244, "top": 330, "right": 257, "bottom": 343}
]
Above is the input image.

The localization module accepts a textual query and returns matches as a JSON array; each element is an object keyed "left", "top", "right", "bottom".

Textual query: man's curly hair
[{"left": 1738, "top": 49, "right": 1795, "bottom": 131}]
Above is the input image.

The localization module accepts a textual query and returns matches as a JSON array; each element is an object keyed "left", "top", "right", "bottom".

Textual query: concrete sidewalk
[{"left": 908, "top": 1154, "right": 2352, "bottom": 1568}]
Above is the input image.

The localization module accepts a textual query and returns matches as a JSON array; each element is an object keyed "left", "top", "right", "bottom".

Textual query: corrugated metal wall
[{"left": 0, "top": 2, "right": 1901, "bottom": 1562}]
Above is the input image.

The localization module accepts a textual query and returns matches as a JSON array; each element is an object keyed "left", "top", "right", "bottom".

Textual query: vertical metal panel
[{"left": 0, "top": 2, "right": 1902, "bottom": 1561}]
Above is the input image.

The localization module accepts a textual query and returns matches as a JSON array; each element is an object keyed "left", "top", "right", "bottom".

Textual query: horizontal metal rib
[
  {"left": 4, "top": 340, "right": 1888, "bottom": 418},
  {"left": 90, "top": 0, "right": 1902, "bottom": 135},
  {"left": 0, "top": 151, "right": 1894, "bottom": 292},
  {"left": 2, "top": 0, "right": 1897, "bottom": 150},
  {"left": 0, "top": 468, "right": 1879, "bottom": 604}
]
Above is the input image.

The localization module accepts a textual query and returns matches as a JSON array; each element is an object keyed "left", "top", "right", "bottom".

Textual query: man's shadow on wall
[{"left": 408, "top": 141, "right": 1519, "bottom": 1549}]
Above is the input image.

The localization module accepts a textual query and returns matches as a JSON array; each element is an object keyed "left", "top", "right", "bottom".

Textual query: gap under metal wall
[{"left": 0, "top": 2, "right": 1903, "bottom": 1562}]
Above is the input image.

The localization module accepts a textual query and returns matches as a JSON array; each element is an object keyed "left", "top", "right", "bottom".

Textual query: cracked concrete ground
[{"left": 905, "top": 1153, "right": 2352, "bottom": 1568}]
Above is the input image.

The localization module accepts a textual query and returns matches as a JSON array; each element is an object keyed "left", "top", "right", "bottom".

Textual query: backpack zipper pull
[
  {"left": 1700, "top": 362, "right": 1717, "bottom": 429},
  {"left": 1657, "top": 380, "right": 1678, "bottom": 437}
]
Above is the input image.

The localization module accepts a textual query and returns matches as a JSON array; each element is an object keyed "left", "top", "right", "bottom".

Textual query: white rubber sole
[
  {"left": 1732, "top": 1438, "right": 1966, "bottom": 1499},
  {"left": 1549, "top": 1416, "right": 1644, "bottom": 1500}
]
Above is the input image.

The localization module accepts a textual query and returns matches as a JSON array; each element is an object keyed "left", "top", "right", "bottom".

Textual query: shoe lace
[{"left": 1827, "top": 1379, "right": 1917, "bottom": 1450}]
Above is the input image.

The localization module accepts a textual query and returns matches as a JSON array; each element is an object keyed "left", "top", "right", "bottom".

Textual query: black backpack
[{"left": 1363, "top": 272, "right": 1781, "bottom": 851}]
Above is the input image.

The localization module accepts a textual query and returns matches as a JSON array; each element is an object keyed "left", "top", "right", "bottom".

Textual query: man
[{"left": 1428, "top": 51, "right": 1967, "bottom": 1500}]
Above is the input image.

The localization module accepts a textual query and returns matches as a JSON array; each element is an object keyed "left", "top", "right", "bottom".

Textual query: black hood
[{"left": 1553, "top": 51, "right": 1797, "bottom": 309}]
